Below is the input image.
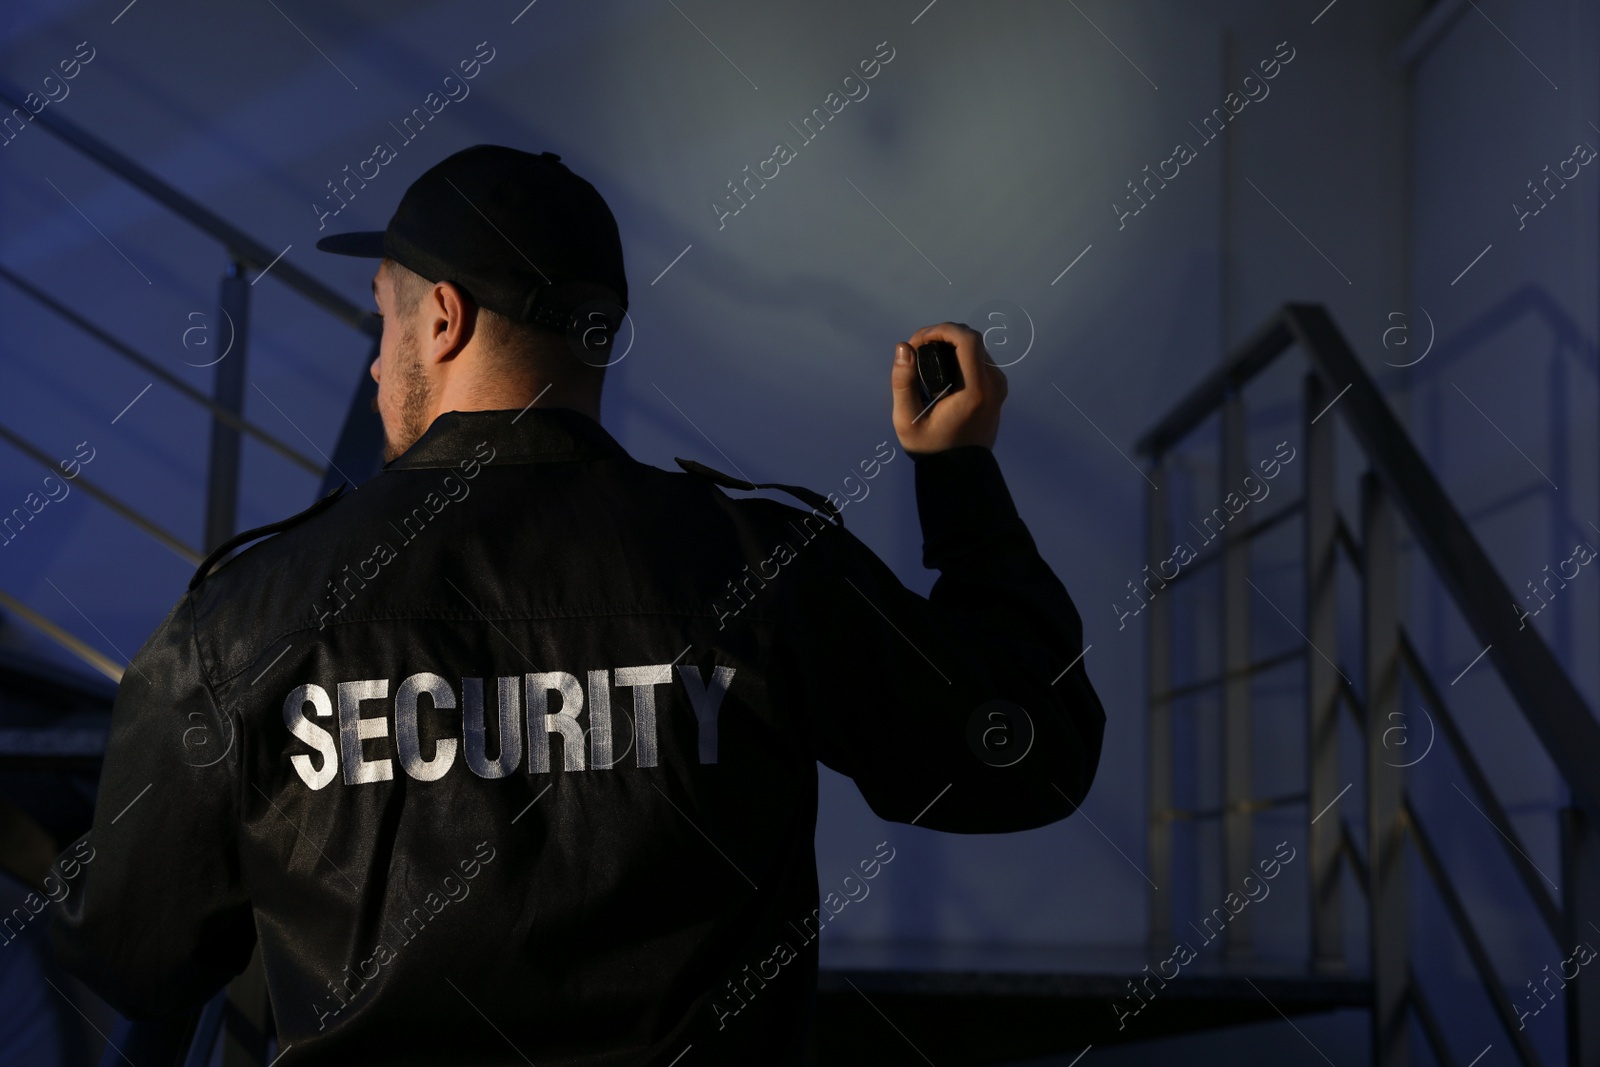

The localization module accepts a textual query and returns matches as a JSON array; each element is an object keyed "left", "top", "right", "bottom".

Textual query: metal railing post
[
  {"left": 1221, "top": 388, "right": 1253, "bottom": 959},
  {"left": 205, "top": 260, "right": 251, "bottom": 551},
  {"left": 1305, "top": 372, "right": 1344, "bottom": 972},
  {"left": 1363, "top": 470, "right": 1410, "bottom": 1067},
  {"left": 1561, "top": 806, "right": 1600, "bottom": 1066},
  {"left": 1147, "top": 453, "right": 1173, "bottom": 956}
]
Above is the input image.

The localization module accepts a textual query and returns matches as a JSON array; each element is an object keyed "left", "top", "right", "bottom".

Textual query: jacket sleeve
[
  {"left": 775, "top": 444, "right": 1107, "bottom": 833},
  {"left": 49, "top": 592, "right": 255, "bottom": 1020}
]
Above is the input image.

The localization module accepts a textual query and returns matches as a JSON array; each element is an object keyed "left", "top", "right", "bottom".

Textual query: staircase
[{"left": 1135, "top": 304, "right": 1599, "bottom": 1067}]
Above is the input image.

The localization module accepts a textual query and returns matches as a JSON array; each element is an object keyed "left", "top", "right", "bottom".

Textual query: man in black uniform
[{"left": 50, "top": 144, "right": 1106, "bottom": 1064}]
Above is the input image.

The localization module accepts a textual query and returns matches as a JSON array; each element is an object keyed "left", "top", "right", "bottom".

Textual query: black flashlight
[{"left": 915, "top": 340, "right": 964, "bottom": 408}]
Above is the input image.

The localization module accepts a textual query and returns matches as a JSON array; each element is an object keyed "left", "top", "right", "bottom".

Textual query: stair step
[{"left": 815, "top": 966, "right": 1369, "bottom": 1066}]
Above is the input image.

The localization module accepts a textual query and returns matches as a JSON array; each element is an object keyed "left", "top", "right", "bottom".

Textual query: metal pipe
[
  {"left": 0, "top": 260, "right": 322, "bottom": 475},
  {"left": 0, "top": 422, "right": 202, "bottom": 565},
  {"left": 0, "top": 587, "right": 122, "bottom": 683}
]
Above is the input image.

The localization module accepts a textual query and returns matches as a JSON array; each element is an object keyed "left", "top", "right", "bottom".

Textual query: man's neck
[{"left": 433, "top": 377, "right": 601, "bottom": 423}]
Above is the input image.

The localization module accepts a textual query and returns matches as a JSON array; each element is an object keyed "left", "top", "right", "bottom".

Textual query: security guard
[{"left": 50, "top": 145, "right": 1106, "bottom": 1064}]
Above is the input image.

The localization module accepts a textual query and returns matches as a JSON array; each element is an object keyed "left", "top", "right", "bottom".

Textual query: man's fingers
[
  {"left": 906, "top": 321, "right": 971, "bottom": 349},
  {"left": 908, "top": 322, "right": 993, "bottom": 405},
  {"left": 890, "top": 342, "right": 923, "bottom": 430},
  {"left": 948, "top": 329, "right": 990, "bottom": 402}
]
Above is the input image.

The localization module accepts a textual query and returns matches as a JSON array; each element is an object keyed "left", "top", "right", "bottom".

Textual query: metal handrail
[
  {"left": 1139, "top": 303, "right": 1597, "bottom": 1064},
  {"left": 0, "top": 77, "right": 382, "bottom": 689},
  {"left": 0, "top": 80, "right": 378, "bottom": 335},
  {"left": 0, "top": 588, "right": 122, "bottom": 682},
  {"left": 1405, "top": 798, "right": 1544, "bottom": 1067},
  {"left": 1301, "top": 612, "right": 1547, "bottom": 1067},
  {"left": 0, "top": 420, "right": 201, "bottom": 565},
  {"left": 1134, "top": 312, "right": 1293, "bottom": 457},
  {"left": 1139, "top": 303, "right": 1600, "bottom": 818},
  {"left": 1398, "top": 628, "right": 1564, "bottom": 941},
  {"left": 0, "top": 261, "right": 323, "bottom": 475},
  {"left": 1333, "top": 616, "right": 1566, "bottom": 943}
]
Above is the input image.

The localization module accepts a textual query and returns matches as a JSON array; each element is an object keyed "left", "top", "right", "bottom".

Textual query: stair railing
[
  {"left": 1137, "top": 303, "right": 1600, "bottom": 1067},
  {"left": 0, "top": 78, "right": 384, "bottom": 679}
]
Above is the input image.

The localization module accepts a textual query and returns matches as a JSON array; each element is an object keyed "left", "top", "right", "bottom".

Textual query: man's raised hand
[{"left": 890, "top": 321, "right": 1009, "bottom": 454}]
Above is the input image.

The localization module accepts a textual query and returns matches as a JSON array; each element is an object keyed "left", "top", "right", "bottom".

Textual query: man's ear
[{"left": 428, "top": 281, "right": 472, "bottom": 363}]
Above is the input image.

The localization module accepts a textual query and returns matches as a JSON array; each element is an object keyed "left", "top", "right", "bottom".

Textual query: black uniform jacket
[{"left": 49, "top": 405, "right": 1106, "bottom": 1065}]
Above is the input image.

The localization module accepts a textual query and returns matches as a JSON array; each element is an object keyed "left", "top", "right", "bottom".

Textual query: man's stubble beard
[{"left": 383, "top": 324, "right": 433, "bottom": 463}]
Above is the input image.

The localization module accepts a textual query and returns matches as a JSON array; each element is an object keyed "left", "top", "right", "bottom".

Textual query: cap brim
[{"left": 314, "top": 231, "right": 387, "bottom": 257}]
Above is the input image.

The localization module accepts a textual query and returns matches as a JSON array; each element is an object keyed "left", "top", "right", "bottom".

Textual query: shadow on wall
[{"left": 1406, "top": 282, "right": 1597, "bottom": 676}]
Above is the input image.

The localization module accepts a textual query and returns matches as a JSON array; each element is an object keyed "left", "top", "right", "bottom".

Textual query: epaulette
[
  {"left": 188, "top": 484, "right": 349, "bottom": 592},
  {"left": 674, "top": 458, "right": 844, "bottom": 528}
]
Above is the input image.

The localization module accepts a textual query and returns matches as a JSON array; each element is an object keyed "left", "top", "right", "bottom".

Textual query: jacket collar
[{"left": 384, "top": 406, "right": 633, "bottom": 471}]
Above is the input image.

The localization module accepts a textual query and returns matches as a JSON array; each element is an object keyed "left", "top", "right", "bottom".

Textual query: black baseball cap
[{"left": 315, "top": 144, "right": 628, "bottom": 331}]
